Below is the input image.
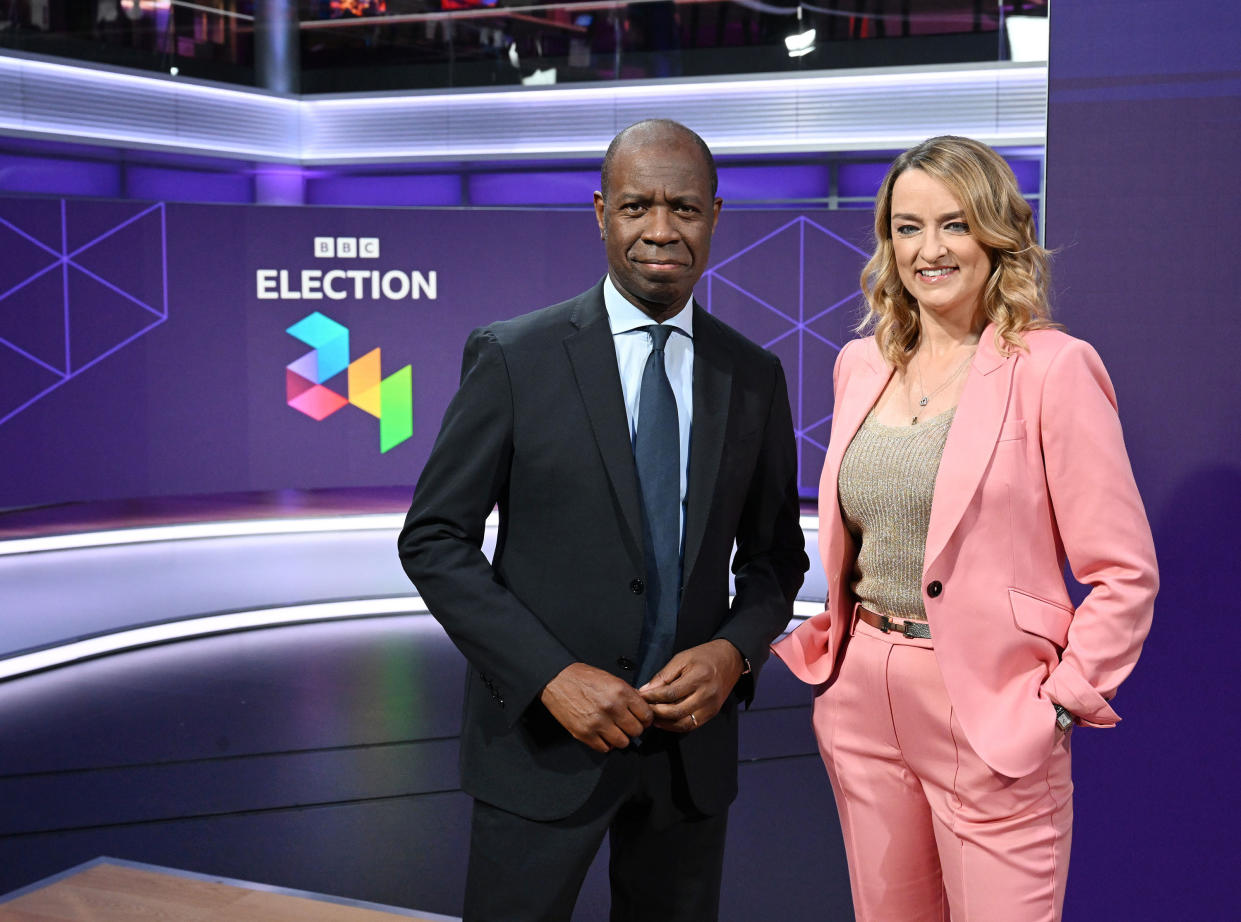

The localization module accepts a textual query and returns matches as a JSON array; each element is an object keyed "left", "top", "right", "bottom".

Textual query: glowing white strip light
[
  {"left": 0, "top": 51, "right": 1046, "bottom": 162},
  {"left": 0, "top": 593, "right": 821, "bottom": 681},
  {"left": 301, "top": 63, "right": 1047, "bottom": 161},
  {"left": 0, "top": 513, "right": 409, "bottom": 556},
  {"left": 2, "top": 512, "right": 820, "bottom": 556},
  {"left": 305, "top": 62, "right": 1032, "bottom": 107},
  {"left": 0, "top": 596, "right": 429, "bottom": 681}
]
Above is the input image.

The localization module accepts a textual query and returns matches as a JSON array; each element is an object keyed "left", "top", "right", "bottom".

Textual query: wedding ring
[{"left": 690, "top": 713, "right": 698, "bottom": 728}]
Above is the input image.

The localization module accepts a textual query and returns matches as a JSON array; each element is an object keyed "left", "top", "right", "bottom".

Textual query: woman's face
[{"left": 889, "top": 168, "right": 991, "bottom": 327}]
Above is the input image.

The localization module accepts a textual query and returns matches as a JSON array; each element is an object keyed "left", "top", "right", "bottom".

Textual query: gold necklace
[{"left": 909, "top": 348, "right": 976, "bottom": 424}]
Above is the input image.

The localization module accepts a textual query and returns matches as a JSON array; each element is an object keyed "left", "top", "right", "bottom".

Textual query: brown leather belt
[{"left": 857, "top": 606, "right": 932, "bottom": 640}]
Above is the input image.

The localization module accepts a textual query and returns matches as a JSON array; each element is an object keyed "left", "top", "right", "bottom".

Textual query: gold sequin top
[{"left": 837, "top": 407, "right": 956, "bottom": 621}]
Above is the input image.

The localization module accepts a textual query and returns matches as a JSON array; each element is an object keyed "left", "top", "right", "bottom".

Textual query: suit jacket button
[
  {"left": 926, "top": 580, "right": 943, "bottom": 598},
  {"left": 617, "top": 657, "right": 636, "bottom": 672},
  {"left": 630, "top": 578, "right": 645, "bottom": 595}
]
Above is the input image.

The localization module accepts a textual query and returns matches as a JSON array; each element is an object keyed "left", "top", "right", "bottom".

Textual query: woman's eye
[
  {"left": 946, "top": 221, "right": 970, "bottom": 233},
  {"left": 895, "top": 224, "right": 918, "bottom": 236}
]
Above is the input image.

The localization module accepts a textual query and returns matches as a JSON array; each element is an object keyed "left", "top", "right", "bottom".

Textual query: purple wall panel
[
  {"left": 306, "top": 173, "right": 462, "bottom": 207},
  {"left": 716, "top": 165, "right": 831, "bottom": 201},
  {"left": 836, "top": 161, "right": 889, "bottom": 199},
  {"left": 0, "top": 154, "right": 121, "bottom": 199},
  {"left": 1046, "top": 3, "right": 1241, "bottom": 918},
  {"left": 125, "top": 165, "right": 253, "bottom": 204},
  {"left": 467, "top": 170, "right": 599, "bottom": 206},
  {"left": 1007, "top": 157, "right": 1042, "bottom": 194},
  {"left": 0, "top": 201, "right": 870, "bottom": 508}
]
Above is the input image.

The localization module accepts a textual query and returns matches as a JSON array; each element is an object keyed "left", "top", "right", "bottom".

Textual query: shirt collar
[{"left": 603, "top": 275, "right": 695, "bottom": 339}]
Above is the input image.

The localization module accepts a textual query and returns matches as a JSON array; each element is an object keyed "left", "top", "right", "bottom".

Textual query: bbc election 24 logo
[{"left": 285, "top": 311, "right": 412, "bottom": 453}]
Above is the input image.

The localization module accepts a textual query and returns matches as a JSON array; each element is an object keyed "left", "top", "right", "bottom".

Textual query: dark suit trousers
[{"left": 462, "top": 732, "right": 728, "bottom": 922}]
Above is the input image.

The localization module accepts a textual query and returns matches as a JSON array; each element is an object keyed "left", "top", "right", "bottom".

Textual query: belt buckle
[{"left": 876, "top": 612, "right": 918, "bottom": 638}]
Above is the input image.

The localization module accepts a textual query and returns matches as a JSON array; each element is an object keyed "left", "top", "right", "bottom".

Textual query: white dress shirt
[{"left": 603, "top": 275, "right": 694, "bottom": 541}]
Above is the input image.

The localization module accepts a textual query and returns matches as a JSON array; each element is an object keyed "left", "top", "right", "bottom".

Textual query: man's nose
[{"left": 642, "top": 207, "right": 679, "bottom": 245}]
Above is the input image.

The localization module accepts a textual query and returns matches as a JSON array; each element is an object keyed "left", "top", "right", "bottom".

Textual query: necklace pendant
[
  {"left": 911, "top": 416, "right": 918, "bottom": 425},
  {"left": 919, "top": 396, "right": 929, "bottom": 407}
]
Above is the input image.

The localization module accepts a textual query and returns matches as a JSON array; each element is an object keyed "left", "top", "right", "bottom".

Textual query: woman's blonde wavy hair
[{"left": 859, "top": 135, "right": 1055, "bottom": 368}]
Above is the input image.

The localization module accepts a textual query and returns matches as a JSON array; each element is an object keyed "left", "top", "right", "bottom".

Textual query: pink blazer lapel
[
  {"left": 820, "top": 343, "right": 892, "bottom": 582},
  {"left": 924, "top": 326, "right": 1017, "bottom": 569}
]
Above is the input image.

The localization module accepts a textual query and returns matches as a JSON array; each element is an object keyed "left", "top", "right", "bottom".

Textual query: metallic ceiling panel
[{"left": 0, "top": 51, "right": 1045, "bottom": 163}]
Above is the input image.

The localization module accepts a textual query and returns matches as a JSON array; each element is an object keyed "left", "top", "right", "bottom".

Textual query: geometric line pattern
[
  {"left": 702, "top": 215, "right": 869, "bottom": 497},
  {"left": 0, "top": 201, "right": 169, "bottom": 426},
  {"left": 285, "top": 311, "right": 413, "bottom": 454}
]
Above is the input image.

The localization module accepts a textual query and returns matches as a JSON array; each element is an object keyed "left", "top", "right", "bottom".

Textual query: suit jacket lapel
[
  {"left": 924, "top": 325, "right": 1016, "bottom": 569},
  {"left": 563, "top": 289, "right": 645, "bottom": 556},
  {"left": 820, "top": 342, "right": 891, "bottom": 583},
  {"left": 682, "top": 309, "right": 733, "bottom": 582}
]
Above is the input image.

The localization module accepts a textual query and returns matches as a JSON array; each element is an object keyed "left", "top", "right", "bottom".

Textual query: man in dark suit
[{"left": 398, "top": 119, "right": 807, "bottom": 922}]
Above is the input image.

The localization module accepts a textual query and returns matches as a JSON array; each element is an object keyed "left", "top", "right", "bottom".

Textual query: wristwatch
[{"left": 1053, "top": 703, "right": 1075, "bottom": 732}]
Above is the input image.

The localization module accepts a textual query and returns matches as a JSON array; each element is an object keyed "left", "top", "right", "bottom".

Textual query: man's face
[{"left": 593, "top": 132, "right": 722, "bottom": 322}]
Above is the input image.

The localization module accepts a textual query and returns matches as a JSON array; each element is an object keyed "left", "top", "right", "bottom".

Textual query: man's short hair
[{"left": 599, "top": 119, "right": 719, "bottom": 200}]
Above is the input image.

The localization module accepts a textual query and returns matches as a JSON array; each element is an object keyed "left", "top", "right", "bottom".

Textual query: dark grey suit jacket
[{"left": 398, "top": 280, "right": 807, "bottom": 821}]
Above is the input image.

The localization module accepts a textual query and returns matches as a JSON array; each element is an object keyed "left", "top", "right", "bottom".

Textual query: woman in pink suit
[{"left": 773, "top": 136, "right": 1157, "bottom": 921}]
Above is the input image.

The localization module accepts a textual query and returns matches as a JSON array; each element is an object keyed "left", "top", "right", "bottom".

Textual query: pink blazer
[{"left": 773, "top": 326, "right": 1158, "bottom": 778}]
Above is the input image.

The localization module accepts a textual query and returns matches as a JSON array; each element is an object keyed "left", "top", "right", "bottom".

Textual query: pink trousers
[{"left": 813, "top": 617, "right": 1073, "bottom": 922}]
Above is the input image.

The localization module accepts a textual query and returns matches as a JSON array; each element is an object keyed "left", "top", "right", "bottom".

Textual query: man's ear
[{"left": 593, "top": 190, "right": 607, "bottom": 240}]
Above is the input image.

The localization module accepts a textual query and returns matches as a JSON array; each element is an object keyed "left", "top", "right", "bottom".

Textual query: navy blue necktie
[{"left": 634, "top": 324, "right": 682, "bottom": 685}]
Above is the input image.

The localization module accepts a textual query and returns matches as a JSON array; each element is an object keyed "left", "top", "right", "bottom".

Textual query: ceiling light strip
[{"left": 0, "top": 51, "right": 1045, "bottom": 162}]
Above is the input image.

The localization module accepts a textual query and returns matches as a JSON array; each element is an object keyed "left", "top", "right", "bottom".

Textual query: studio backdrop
[{"left": 0, "top": 198, "right": 872, "bottom": 508}]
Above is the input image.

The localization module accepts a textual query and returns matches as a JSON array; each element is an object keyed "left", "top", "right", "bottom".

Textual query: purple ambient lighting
[
  {"left": 0, "top": 153, "right": 122, "bottom": 198},
  {"left": 307, "top": 173, "right": 463, "bottom": 207},
  {"left": 717, "top": 165, "right": 831, "bottom": 201},
  {"left": 468, "top": 171, "right": 599, "bottom": 206},
  {"left": 127, "top": 165, "right": 253, "bottom": 203}
]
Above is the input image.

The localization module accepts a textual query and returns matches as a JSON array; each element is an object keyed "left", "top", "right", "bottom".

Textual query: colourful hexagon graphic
[{"left": 286, "top": 311, "right": 412, "bottom": 453}]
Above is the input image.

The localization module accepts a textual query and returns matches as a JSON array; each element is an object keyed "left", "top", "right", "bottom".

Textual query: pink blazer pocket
[
  {"left": 1009, "top": 588, "right": 1072, "bottom": 649},
  {"left": 998, "top": 418, "right": 1026, "bottom": 441}
]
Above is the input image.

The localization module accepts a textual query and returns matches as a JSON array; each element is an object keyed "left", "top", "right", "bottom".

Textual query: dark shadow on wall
[{"left": 1065, "top": 465, "right": 1241, "bottom": 921}]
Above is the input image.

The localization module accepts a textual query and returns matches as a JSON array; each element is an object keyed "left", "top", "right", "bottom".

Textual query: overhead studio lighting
[
  {"left": 1006, "top": 15, "right": 1050, "bottom": 63},
  {"left": 785, "top": 6, "right": 816, "bottom": 59}
]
